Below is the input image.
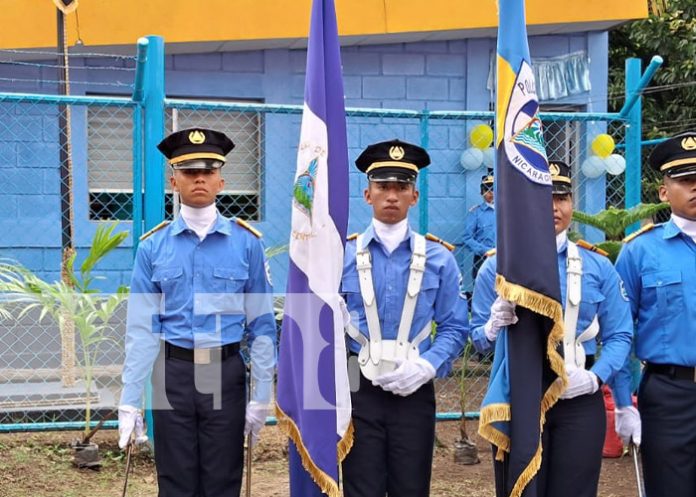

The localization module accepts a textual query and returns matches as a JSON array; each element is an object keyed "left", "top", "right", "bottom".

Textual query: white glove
[
  {"left": 118, "top": 405, "right": 148, "bottom": 450},
  {"left": 245, "top": 401, "right": 270, "bottom": 445},
  {"left": 484, "top": 297, "right": 518, "bottom": 342},
  {"left": 560, "top": 366, "right": 599, "bottom": 399},
  {"left": 615, "top": 405, "right": 642, "bottom": 446},
  {"left": 372, "top": 357, "right": 436, "bottom": 396}
]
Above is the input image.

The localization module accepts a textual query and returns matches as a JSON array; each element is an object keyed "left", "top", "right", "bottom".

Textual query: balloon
[
  {"left": 591, "top": 134, "right": 615, "bottom": 158},
  {"left": 605, "top": 154, "right": 626, "bottom": 175},
  {"left": 581, "top": 156, "right": 606, "bottom": 178},
  {"left": 482, "top": 147, "right": 495, "bottom": 168},
  {"left": 460, "top": 147, "right": 484, "bottom": 171},
  {"left": 470, "top": 124, "right": 494, "bottom": 150}
]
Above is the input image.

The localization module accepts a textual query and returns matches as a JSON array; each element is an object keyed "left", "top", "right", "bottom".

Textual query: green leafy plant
[
  {"left": 572, "top": 202, "right": 670, "bottom": 261},
  {"left": 0, "top": 224, "right": 129, "bottom": 441}
]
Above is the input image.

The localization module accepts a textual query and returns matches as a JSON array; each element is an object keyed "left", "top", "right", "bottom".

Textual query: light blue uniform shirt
[
  {"left": 462, "top": 202, "right": 496, "bottom": 256},
  {"left": 341, "top": 225, "right": 469, "bottom": 376},
  {"left": 614, "top": 220, "right": 696, "bottom": 406},
  {"left": 120, "top": 214, "right": 276, "bottom": 408},
  {"left": 470, "top": 240, "right": 633, "bottom": 385}
]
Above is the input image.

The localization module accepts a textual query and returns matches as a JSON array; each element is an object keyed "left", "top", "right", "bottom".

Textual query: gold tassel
[{"left": 275, "top": 404, "right": 353, "bottom": 497}]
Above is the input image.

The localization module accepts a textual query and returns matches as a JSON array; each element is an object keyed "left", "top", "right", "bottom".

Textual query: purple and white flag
[{"left": 275, "top": 0, "right": 352, "bottom": 495}]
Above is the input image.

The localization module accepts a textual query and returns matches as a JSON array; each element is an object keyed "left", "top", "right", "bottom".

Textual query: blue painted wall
[{"left": 0, "top": 32, "right": 608, "bottom": 292}]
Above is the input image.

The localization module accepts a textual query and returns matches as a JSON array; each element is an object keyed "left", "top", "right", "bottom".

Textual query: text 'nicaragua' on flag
[
  {"left": 275, "top": 1, "right": 352, "bottom": 496},
  {"left": 478, "top": 1, "right": 566, "bottom": 497}
]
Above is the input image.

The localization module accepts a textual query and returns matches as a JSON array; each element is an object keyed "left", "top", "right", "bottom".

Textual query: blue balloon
[
  {"left": 460, "top": 148, "right": 484, "bottom": 171},
  {"left": 482, "top": 147, "right": 495, "bottom": 168},
  {"left": 605, "top": 154, "right": 626, "bottom": 175},
  {"left": 581, "top": 155, "right": 605, "bottom": 178}
]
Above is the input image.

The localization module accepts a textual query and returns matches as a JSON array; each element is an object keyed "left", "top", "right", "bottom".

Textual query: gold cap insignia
[
  {"left": 389, "top": 146, "right": 405, "bottom": 161},
  {"left": 681, "top": 137, "right": 696, "bottom": 150},
  {"left": 549, "top": 163, "right": 560, "bottom": 176},
  {"left": 189, "top": 130, "right": 206, "bottom": 145}
]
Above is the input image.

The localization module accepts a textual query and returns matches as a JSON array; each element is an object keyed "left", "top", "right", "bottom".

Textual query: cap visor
[
  {"left": 368, "top": 168, "right": 416, "bottom": 184},
  {"left": 172, "top": 159, "right": 224, "bottom": 170},
  {"left": 666, "top": 164, "right": 696, "bottom": 179}
]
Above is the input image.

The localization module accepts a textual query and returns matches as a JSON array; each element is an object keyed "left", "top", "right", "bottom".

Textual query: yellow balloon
[
  {"left": 470, "top": 124, "right": 494, "bottom": 150},
  {"left": 591, "top": 134, "right": 615, "bottom": 159}
]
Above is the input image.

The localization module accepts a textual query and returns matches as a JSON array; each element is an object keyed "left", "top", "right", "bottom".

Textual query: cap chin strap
[
  {"left": 564, "top": 241, "right": 600, "bottom": 369},
  {"left": 345, "top": 233, "right": 430, "bottom": 381}
]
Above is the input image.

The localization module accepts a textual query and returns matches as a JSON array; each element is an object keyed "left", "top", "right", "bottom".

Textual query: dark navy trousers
[
  {"left": 151, "top": 350, "right": 247, "bottom": 497},
  {"left": 342, "top": 373, "right": 436, "bottom": 497},
  {"left": 639, "top": 369, "right": 696, "bottom": 497}
]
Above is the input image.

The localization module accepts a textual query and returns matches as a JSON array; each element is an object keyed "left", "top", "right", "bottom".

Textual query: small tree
[
  {"left": 0, "top": 224, "right": 128, "bottom": 442},
  {"left": 572, "top": 202, "right": 670, "bottom": 261}
]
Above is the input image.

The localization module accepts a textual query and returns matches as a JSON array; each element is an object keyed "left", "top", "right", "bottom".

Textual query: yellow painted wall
[{"left": 2, "top": 0, "right": 647, "bottom": 50}]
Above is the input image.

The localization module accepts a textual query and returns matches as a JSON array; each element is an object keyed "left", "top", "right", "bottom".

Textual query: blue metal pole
[
  {"left": 142, "top": 35, "right": 166, "bottom": 233},
  {"left": 625, "top": 58, "right": 643, "bottom": 233},
  {"left": 419, "top": 110, "right": 430, "bottom": 233},
  {"left": 132, "top": 105, "right": 144, "bottom": 250},
  {"left": 619, "top": 56, "right": 663, "bottom": 119},
  {"left": 132, "top": 37, "right": 149, "bottom": 104},
  {"left": 140, "top": 35, "right": 165, "bottom": 448}
]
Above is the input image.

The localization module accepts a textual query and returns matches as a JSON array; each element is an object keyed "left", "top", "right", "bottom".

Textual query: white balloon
[
  {"left": 605, "top": 154, "right": 626, "bottom": 176},
  {"left": 460, "top": 148, "right": 484, "bottom": 171},
  {"left": 482, "top": 147, "right": 495, "bottom": 168},
  {"left": 581, "top": 155, "right": 605, "bottom": 178}
]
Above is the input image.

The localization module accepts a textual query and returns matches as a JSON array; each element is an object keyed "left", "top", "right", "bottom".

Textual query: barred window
[{"left": 87, "top": 100, "right": 262, "bottom": 221}]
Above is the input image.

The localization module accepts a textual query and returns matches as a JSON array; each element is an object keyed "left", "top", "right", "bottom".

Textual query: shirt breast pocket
[
  {"left": 642, "top": 270, "right": 684, "bottom": 314},
  {"left": 415, "top": 272, "right": 440, "bottom": 315},
  {"left": 152, "top": 266, "right": 185, "bottom": 309},
  {"left": 208, "top": 267, "right": 248, "bottom": 314},
  {"left": 578, "top": 288, "right": 604, "bottom": 341}
]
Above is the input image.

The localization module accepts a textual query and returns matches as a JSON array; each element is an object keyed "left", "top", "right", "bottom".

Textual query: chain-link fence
[{"left": 0, "top": 68, "right": 642, "bottom": 428}]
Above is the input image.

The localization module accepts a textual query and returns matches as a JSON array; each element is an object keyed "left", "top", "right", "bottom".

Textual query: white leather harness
[
  {"left": 345, "top": 233, "right": 431, "bottom": 380},
  {"left": 563, "top": 241, "right": 600, "bottom": 369}
]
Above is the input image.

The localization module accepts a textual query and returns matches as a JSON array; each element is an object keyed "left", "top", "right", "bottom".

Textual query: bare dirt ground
[{"left": 0, "top": 422, "right": 639, "bottom": 497}]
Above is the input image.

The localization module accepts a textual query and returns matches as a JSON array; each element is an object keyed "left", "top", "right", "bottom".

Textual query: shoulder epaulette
[
  {"left": 468, "top": 205, "right": 479, "bottom": 212},
  {"left": 622, "top": 223, "right": 655, "bottom": 244},
  {"left": 485, "top": 248, "right": 497, "bottom": 257},
  {"left": 346, "top": 233, "right": 359, "bottom": 241},
  {"left": 425, "top": 233, "right": 455, "bottom": 251},
  {"left": 576, "top": 240, "right": 609, "bottom": 257},
  {"left": 235, "top": 218, "right": 262, "bottom": 238},
  {"left": 139, "top": 220, "right": 170, "bottom": 241}
]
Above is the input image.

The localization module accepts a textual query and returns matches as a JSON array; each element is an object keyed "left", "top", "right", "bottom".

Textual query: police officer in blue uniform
[
  {"left": 462, "top": 173, "right": 496, "bottom": 280},
  {"left": 341, "top": 139, "right": 469, "bottom": 497},
  {"left": 470, "top": 161, "right": 633, "bottom": 497},
  {"left": 613, "top": 132, "right": 696, "bottom": 497},
  {"left": 117, "top": 128, "right": 276, "bottom": 497}
]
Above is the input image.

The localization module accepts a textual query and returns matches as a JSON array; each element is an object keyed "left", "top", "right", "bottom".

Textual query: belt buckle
[{"left": 193, "top": 348, "right": 211, "bottom": 365}]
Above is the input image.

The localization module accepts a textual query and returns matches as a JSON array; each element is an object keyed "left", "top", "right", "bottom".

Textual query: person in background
[
  {"left": 614, "top": 131, "right": 696, "bottom": 497},
  {"left": 117, "top": 128, "right": 276, "bottom": 497},
  {"left": 341, "top": 139, "right": 469, "bottom": 497},
  {"left": 470, "top": 161, "right": 633, "bottom": 497},
  {"left": 462, "top": 173, "right": 496, "bottom": 282}
]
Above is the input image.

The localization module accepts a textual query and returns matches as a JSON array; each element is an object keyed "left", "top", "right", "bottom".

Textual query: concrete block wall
[{"left": 0, "top": 33, "right": 606, "bottom": 292}]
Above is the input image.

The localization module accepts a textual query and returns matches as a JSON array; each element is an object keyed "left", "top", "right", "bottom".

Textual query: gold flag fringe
[
  {"left": 275, "top": 403, "right": 354, "bottom": 497},
  {"left": 475, "top": 274, "right": 567, "bottom": 497}
]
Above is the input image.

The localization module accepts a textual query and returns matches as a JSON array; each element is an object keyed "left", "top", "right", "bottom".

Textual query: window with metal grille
[{"left": 87, "top": 101, "right": 262, "bottom": 221}]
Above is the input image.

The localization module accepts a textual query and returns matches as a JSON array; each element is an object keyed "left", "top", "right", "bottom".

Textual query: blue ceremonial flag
[
  {"left": 478, "top": 1, "right": 566, "bottom": 496},
  {"left": 275, "top": 1, "right": 352, "bottom": 496}
]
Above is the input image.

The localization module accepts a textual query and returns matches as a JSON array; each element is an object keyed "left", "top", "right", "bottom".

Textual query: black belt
[
  {"left": 646, "top": 362, "right": 696, "bottom": 382},
  {"left": 585, "top": 355, "right": 595, "bottom": 368},
  {"left": 165, "top": 342, "right": 239, "bottom": 364}
]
